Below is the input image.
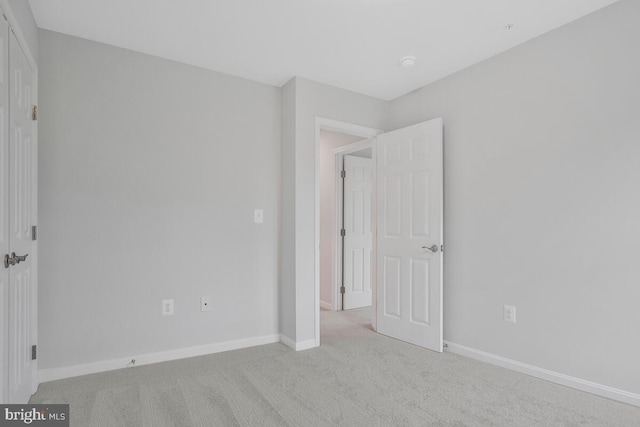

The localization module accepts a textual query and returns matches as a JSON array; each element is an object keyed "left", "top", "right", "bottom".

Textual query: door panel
[
  {"left": 384, "top": 175, "right": 401, "bottom": 237},
  {"left": 411, "top": 171, "right": 429, "bottom": 237},
  {"left": 410, "top": 258, "right": 430, "bottom": 325},
  {"left": 0, "top": 15, "right": 9, "bottom": 404},
  {"left": 342, "top": 155, "right": 373, "bottom": 309},
  {"left": 8, "top": 29, "right": 36, "bottom": 404},
  {"left": 383, "top": 256, "right": 401, "bottom": 318},
  {"left": 376, "top": 119, "right": 443, "bottom": 352}
]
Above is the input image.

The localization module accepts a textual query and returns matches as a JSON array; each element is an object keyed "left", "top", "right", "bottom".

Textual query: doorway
[
  {"left": 320, "top": 135, "right": 375, "bottom": 312},
  {"left": 314, "top": 118, "right": 444, "bottom": 352},
  {"left": 319, "top": 130, "right": 364, "bottom": 311},
  {"left": 315, "top": 119, "right": 382, "bottom": 344}
]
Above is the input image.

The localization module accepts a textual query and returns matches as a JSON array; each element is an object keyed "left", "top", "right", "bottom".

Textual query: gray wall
[
  {"left": 38, "top": 30, "right": 281, "bottom": 369},
  {"left": 286, "top": 77, "right": 388, "bottom": 343},
  {"left": 279, "top": 78, "right": 296, "bottom": 341},
  {"left": 4, "top": 0, "right": 38, "bottom": 65},
  {"left": 389, "top": 0, "right": 640, "bottom": 394}
]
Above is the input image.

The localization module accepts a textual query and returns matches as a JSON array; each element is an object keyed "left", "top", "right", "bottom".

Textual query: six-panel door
[
  {"left": 376, "top": 119, "right": 443, "bottom": 352},
  {"left": 343, "top": 154, "right": 373, "bottom": 310},
  {"left": 0, "top": 15, "right": 10, "bottom": 405},
  {"left": 1, "top": 25, "right": 37, "bottom": 404}
]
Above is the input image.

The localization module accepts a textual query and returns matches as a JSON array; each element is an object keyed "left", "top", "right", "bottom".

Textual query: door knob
[
  {"left": 422, "top": 245, "right": 439, "bottom": 253},
  {"left": 11, "top": 252, "right": 28, "bottom": 264},
  {"left": 4, "top": 254, "right": 15, "bottom": 268}
]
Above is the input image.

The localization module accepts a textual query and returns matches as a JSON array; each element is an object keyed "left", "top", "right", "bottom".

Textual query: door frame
[
  {"left": 333, "top": 140, "right": 374, "bottom": 312},
  {"left": 0, "top": 1, "right": 38, "bottom": 69},
  {"left": 0, "top": 0, "right": 39, "bottom": 398},
  {"left": 314, "top": 118, "right": 382, "bottom": 346}
]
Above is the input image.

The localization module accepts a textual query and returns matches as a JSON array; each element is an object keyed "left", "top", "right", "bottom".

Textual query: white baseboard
[
  {"left": 295, "top": 339, "right": 317, "bottom": 351},
  {"left": 279, "top": 334, "right": 296, "bottom": 350},
  {"left": 279, "top": 334, "right": 317, "bottom": 351},
  {"left": 39, "top": 334, "right": 281, "bottom": 383},
  {"left": 444, "top": 341, "right": 640, "bottom": 408},
  {"left": 319, "top": 301, "right": 333, "bottom": 310}
]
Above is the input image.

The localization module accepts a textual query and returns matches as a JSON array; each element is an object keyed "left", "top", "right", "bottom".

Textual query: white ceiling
[{"left": 28, "top": 0, "right": 618, "bottom": 100}]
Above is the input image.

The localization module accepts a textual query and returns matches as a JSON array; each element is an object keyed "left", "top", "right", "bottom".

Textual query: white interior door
[
  {"left": 342, "top": 155, "right": 373, "bottom": 309},
  {"left": 376, "top": 119, "right": 443, "bottom": 351},
  {"left": 0, "top": 14, "right": 9, "bottom": 404},
  {"left": 6, "top": 29, "right": 37, "bottom": 404}
]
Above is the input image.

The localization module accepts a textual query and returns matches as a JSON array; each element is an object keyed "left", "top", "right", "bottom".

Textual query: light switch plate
[{"left": 162, "top": 299, "right": 174, "bottom": 316}]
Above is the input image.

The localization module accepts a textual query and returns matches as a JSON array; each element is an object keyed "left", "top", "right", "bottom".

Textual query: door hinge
[
  {"left": 441, "top": 244, "right": 444, "bottom": 252},
  {"left": 32, "top": 345, "right": 37, "bottom": 360},
  {"left": 340, "top": 229, "right": 346, "bottom": 237},
  {"left": 340, "top": 286, "right": 345, "bottom": 295},
  {"left": 341, "top": 170, "right": 346, "bottom": 178},
  {"left": 32, "top": 225, "right": 37, "bottom": 241},
  {"left": 32, "top": 105, "right": 38, "bottom": 121}
]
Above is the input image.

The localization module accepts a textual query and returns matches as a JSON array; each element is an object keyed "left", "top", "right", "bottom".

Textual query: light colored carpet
[{"left": 31, "top": 308, "right": 640, "bottom": 426}]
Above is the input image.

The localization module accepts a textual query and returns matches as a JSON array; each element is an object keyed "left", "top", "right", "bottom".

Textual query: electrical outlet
[
  {"left": 503, "top": 305, "right": 516, "bottom": 323},
  {"left": 254, "top": 209, "right": 264, "bottom": 224},
  {"left": 162, "top": 299, "right": 174, "bottom": 316},
  {"left": 201, "top": 296, "right": 212, "bottom": 312}
]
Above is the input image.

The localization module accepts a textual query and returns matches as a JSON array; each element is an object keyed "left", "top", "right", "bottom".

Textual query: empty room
[{"left": 1, "top": 0, "right": 639, "bottom": 425}]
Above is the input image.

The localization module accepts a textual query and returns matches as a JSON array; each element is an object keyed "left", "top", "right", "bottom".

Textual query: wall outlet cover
[
  {"left": 201, "top": 296, "right": 212, "bottom": 312},
  {"left": 504, "top": 305, "right": 516, "bottom": 323}
]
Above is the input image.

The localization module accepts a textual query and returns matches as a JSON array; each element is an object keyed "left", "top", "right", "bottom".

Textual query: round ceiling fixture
[{"left": 399, "top": 56, "right": 417, "bottom": 68}]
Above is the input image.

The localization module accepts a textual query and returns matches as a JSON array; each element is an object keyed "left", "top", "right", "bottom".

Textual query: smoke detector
[{"left": 399, "top": 56, "right": 417, "bottom": 68}]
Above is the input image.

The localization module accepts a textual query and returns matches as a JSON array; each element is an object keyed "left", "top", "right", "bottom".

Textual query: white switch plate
[
  {"left": 254, "top": 209, "right": 264, "bottom": 223},
  {"left": 162, "top": 299, "right": 174, "bottom": 316},
  {"left": 201, "top": 296, "right": 212, "bottom": 312},
  {"left": 504, "top": 305, "right": 516, "bottom": 323}
]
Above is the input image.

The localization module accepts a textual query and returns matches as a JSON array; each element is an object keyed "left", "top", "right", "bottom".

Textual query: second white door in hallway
[{"left": 342, "top": 154, "right": 373, "bottom": 310}]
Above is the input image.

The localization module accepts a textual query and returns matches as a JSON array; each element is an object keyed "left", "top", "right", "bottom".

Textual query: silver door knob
[
  {"left": 4, "top": 254, "right": 14, "bottom": 268},
  {"left": 11, "top": 252, "right": 28, "bottom": 264},
  {"left": 422, "top": 245, "right": 438, "bottom": 253}
]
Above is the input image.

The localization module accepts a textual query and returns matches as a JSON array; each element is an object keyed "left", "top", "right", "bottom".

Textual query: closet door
[
  {"left": 0, "top": 14, "right": 9, "bottom": 405},
  {"left": 7, "top": 27, "right": 37, "bottom": 404}
]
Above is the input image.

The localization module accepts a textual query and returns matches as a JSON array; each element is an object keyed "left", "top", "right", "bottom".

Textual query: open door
[
  {"left": 0, "top": 25, "right": 38, "bottom": 404},
  {"left": 0, "top": 14, "right": 9, "bottom": 404},
  {"left": 376, "top": 119, "right": 443, "bottom": 352}
]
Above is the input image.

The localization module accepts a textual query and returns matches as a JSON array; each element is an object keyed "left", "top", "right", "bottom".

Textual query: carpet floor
[{"left": 31, "top": 308, "right": 640, "bottom": 426}]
